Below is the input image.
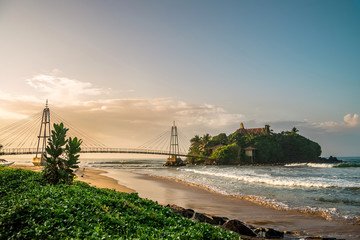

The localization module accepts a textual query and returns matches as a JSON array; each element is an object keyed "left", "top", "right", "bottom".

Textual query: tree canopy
[{"left": 187, "top": 127, "right": 321, "bottom": 165}]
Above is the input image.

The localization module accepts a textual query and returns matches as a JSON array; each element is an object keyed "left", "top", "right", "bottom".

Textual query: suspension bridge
[{"left": 0, "top": 101, "right": 193, "bottom": 166}]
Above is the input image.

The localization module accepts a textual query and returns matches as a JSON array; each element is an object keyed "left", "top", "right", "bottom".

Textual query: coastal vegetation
[
  {"left": 0, "top": 122, "right": 240, "bottom": 239},
  {"left": 42, "top": 123, "right": 82, "bottom": 185},
  {"left": 187, "top": 125, "right": 322, "bottom": 165},
  {"left": 0, "top": 166, "right": 240, "bottom": 239}
]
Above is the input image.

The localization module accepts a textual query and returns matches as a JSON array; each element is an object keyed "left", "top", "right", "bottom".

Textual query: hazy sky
[{"left": 0, "top": 0, "right": 359, "bottom": 156}]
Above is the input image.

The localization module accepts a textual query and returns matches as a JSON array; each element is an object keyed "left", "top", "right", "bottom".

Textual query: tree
[
  {"left": 190, "top": 135, "right": 201, "bottom": 146},
  {"left": 199, "top": 134, "right": 211, "bottom": 156},
  {"left": 211, "top": 133, "right": 228, "bottom": 146},
  {"left": 210, "top": 143, "right": 239, "bottom": 164},
  {"left": 291, "top": 127, "right": 299, "bottom": 135},
  {"left": 42, "top": 123, "right": 82, "bottom": 185}
]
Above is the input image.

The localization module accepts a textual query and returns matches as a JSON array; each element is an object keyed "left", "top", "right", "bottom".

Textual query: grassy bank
[{"left": 0, "top": 166, "right": 239, "bottom": 239}]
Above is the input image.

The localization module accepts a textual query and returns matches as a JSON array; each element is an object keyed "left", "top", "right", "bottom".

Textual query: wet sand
[
  {"left": 75, "top": 168, "right": 135, "bottom": 193},
  {"left": 103, "top": 169, "right": 360, "bottom": 240},
  {"left": 10, "top": 165, "right": 360, "bottom": 239}
]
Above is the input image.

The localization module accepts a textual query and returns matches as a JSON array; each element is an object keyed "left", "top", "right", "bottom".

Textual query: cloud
[
  {"left": 0, "top": 70, "right": 245, "bottom": 148},
  {"left": 344, "top": 113, "right": 359, "bottom": 127},
  {"left": 310, "top": 113, "right": 359, "bottom": 132},
  {"left": 25, "top": 73, "right": 109, "bottom": 104},
  {"left": 73, "top": 98, "right": 244, "bottom": 129}
]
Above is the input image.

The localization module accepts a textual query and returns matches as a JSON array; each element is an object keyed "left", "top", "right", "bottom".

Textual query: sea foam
[{"left": 180, "top": 168, "right": 360, "bottom": 189}]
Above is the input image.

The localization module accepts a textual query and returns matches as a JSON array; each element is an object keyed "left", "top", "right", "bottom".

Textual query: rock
[
  {"left": 193, "top": 212, "right": 227, "bottom": 225},
  {"left": 222, "top": 219, "right": 257, "bottom": 237},
  {"left": 211, "top": 215, "right": 229, "bottom": 225},
  {"left": 254, "top": 227, "right": 284, "bottom": 239},
  {"left": 182, "top": 208, "right": 195, "bottom": 218},
  {"left": 305, "top": 237, "right": 338, "bottom": 240},
  {"left": 167, "top": 204, "right": 194, "bottom": 218},
  {"left": 194, "top": 212, "right": 217, "bottom": 224},
  {"left": 167, "top": 204, "right": 185, "bottom": 214}
]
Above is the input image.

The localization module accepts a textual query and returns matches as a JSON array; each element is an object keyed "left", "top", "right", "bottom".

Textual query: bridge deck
[{"left": 0, "top": 148, "right": 191, "bottom": 158}]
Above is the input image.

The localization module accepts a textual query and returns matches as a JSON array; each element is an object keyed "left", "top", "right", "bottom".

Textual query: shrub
[
  {"left": 0, "top": 166, "right": 240, "bottom": 239},
  {"left": 42, "top": 123, "right": 82, "bottom": 185}
]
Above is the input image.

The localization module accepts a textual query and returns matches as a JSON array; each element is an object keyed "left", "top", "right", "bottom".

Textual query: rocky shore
[{"left": 167, "top": 204, "right": 345, "bottom": 240}]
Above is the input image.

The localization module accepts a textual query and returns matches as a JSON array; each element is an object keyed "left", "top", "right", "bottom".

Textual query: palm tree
[
  {"left": 190, "top": 135, "right": 201, "bottom": 145},
  {"left": 291, "top": 127, "right": 299, "bottom": 134},
  {"left": 199, "top": 134, "right": 211, "bottom": 155}
]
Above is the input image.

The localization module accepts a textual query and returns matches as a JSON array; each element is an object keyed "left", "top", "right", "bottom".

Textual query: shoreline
[
  {"left": 74, "top": 167, "right": 135, "bottom": 193},
  {"left": 10, "top": 165, "right": 360, "bottom": 239},
  {"left": 101, "top": 167, "right": 360, "bottom": 240},
  {"left": 138, "top": 173, "right": 356, "bottom": 224}
]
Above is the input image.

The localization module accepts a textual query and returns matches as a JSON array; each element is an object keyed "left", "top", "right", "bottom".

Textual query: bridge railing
[
  {"left": 0, "top": 148, "right": 38, "bottom": 155},
  {"left": 0, "top": 147, "right": 189, "bottom": 157}
]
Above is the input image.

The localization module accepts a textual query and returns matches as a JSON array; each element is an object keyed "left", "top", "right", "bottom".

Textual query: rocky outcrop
[
  {"left": 166, "top": 204, "right": 344, "bottom": 240},
  {"left": 167, "top": 204, "right": 194, "bottom": 218},
  {"left": 253, "top": 227, "right": 284, "bottom": 239},
  {"left": 194, "top": 212, "right": 229, "bottom": 225},
  {"left": 222, "top": 219, "right": 257, "bottom": 237},
  {"left": 316, "top": 156, "right": 343, "bottom": 164}
]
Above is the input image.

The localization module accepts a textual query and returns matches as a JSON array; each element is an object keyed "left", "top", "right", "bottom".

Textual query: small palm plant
[{"left": 42, "top": 123, "right": 82, "bottom": 185}]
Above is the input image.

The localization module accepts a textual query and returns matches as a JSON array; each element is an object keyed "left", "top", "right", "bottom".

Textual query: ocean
[
  {"left": 7, "top": 154, "right": 360, "bottom": 225},
  {"left": 79, "top": 156, "right": 360, "bottom": 225}
]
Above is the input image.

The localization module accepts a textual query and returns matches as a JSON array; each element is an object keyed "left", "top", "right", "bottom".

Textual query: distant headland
[{"left": 187, "top": 123, "right": 341, "bottom": 165}]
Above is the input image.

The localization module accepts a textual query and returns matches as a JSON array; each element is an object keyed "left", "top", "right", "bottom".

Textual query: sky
[{"left": 0, "top": 0, "right": 359, "bottom": 156}]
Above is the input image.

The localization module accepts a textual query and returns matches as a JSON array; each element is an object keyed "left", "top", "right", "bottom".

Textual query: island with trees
[{"left": 187, "top": 123, "right": 338, "bottom": 165}]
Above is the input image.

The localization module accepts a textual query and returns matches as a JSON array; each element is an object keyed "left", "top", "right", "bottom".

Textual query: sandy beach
[
  {"left": 74, "top": 168, "right": 135, "bottom": 193},
  {"left": 10, "top": 165, "right": 134, "bottom": 193},
  {"left": 10, "top": 165, "right": 360, "bottom": 239},
  {"left": 102, "top": 168, "right": 360, "bottom": 240}
]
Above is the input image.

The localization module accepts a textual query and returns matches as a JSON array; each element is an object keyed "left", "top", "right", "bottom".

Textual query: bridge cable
[
  {"left": 17, "top": 114, "right": 44, "bottom": 148},
  {"left": 51, "top": 111, "right": 107, "bottom": 148},
  {"left": 137, "top": 129, "right": 169, "bottom": 149},
  {"left": 0, "top": 111, "right": 40, "bottom": 134},
  {"left": 177, "top": 131, "right": 190, "bottom": 154},
  {"left": 0, "top": 112, "right": 42, "bottom": 148},
  {"left": 52, "top": 111, "right": 107, "bottom": 148},
  {"left": 151, "top": 132, "right": 169, "bottom": 151}
]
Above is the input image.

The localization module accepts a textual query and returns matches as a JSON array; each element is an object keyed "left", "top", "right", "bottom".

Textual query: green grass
[{"left": 0, "top": 166, "right": 240, "bottom": 239}]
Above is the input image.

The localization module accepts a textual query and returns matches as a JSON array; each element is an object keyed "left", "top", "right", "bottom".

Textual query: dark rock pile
[{"left": 166, "top": 204, "right": 344, "bottom": 240}]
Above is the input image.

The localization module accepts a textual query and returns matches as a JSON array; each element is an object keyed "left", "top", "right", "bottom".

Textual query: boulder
[
  {"left": 182, "top": 208, "right": 195, "bottom": 218},
  {"left": 254, "top": 227, "right": 284, "bottom": 239},
  {"left": 211, "top": 215, "right": 229, "bottom": 225},
  {"left": 167, "top": 204, "right": 195, "bottom": 218},
  {"left": 305, "top": 237, "right": 338, "bottom": 240},
  {"left": 194, "top": 213, "right": 218, "bottom": 225},
  {"left": 223, "top": 219, "right": 257, "bottom": 237}
]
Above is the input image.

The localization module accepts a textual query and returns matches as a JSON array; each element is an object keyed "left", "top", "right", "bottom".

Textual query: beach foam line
[
  {"left": 284, "top": 163, "right": 335, "bottom": 168},
  {"left": 285, "top": 162, "right": 360, "bottom": 168},
  {"left": 180, "top": 168, "right": 360, "bottom": 189},
  {"left": 143, "top": 172, "right": 360, "bottom": 225}
]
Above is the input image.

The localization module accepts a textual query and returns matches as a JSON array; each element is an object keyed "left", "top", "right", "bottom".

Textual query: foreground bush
[
  {"left": 0, "top": 166, "right": 240, "bottom": 239},
  {"left": 43, "top": 122, "right": 82, "bottom": 185}
]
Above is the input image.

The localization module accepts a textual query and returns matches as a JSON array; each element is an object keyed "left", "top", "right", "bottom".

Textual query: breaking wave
[
  {"left": 285, "top": 162, "right": 360, "bottom": 168},
  {"left": 180, "top": 168, "right": 360, "bottom": 189},
  {"left": 284, "top": 163, "right": 334, "bottom": 168}
]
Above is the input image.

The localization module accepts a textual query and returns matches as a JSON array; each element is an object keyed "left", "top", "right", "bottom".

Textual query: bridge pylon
[
  {"left": 165, "top": 121, "right": 185, "bottom": 166},
  {"left": 33, "top": 100, "right": 51, "bottom": 166}
]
